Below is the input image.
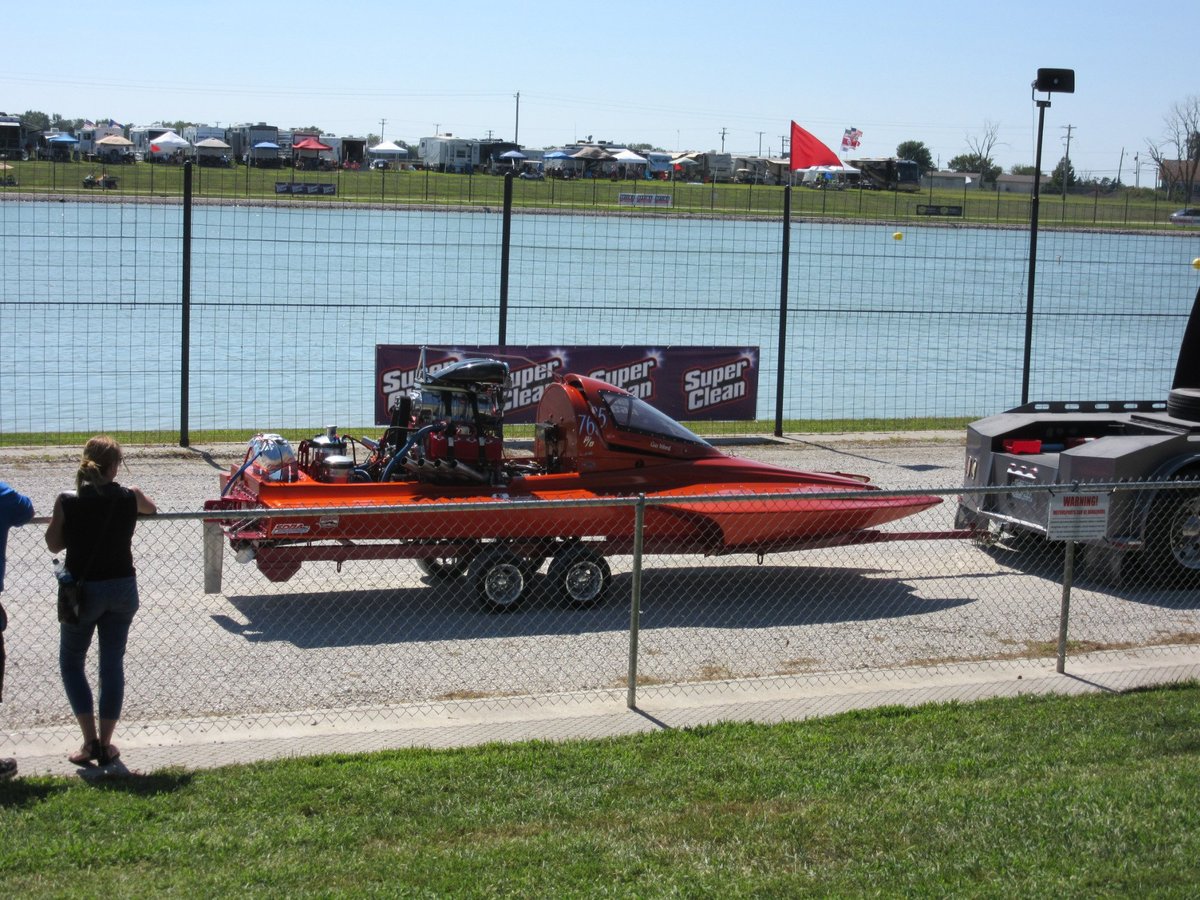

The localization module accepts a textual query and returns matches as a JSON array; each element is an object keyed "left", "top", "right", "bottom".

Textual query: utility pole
[
  {"left": 757, "top": 131, "right": 764, "bottom": 157},
  {"left": 514, "top": 91, "right": 520, "bottom": 145},
  {"left": 719, "top": 127, "right": 727, "bottom": 152},
  {"left": 1116, "top": 147, "right": 1124, "bottom": 187},
  {"left": 1061, "top": 124, "right": 1074, "bottom": 202},
  {"left": 1133, "top": 151, "right": 1141, "bottom": 189},
  {"left": 379, "top": 118, "right": 386, "bottom": 141}
]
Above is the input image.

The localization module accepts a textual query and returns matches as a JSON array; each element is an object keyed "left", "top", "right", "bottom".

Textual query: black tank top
[{"left": 62, "top": 483, "right": 139, "bottom": 581}]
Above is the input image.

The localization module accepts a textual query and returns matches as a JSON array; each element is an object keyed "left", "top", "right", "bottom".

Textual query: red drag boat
[{"left": 205, "top": 359, "right": 941, "bottom": 608}]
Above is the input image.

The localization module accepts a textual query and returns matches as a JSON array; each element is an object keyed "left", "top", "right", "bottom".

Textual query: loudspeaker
[{"left": 1035, "top": 68, "right": 1075, "bottom": 93}]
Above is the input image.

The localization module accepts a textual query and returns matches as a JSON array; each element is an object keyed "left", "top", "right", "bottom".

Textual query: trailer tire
[
  {"left": 416, "top": 555, "right": 470, "bottom": 580},
  {"left": 547, "top": 545, "right": 611, "bottom": 606},
  {"left": 469, "top": 546, "right": 528, "bottom": 611},
  {"left": 1146, "top": 486, "right": 1200, "bottom": 588}
]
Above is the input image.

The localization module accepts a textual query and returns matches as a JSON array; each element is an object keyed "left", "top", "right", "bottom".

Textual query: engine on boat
[{"left": 287, "top": 358, "right": 520, "bottom": 486}]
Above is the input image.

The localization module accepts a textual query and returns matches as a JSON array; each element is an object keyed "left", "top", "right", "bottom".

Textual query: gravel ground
[{"left": 2, "top": 432, "right": 1195, "bottom": 739}]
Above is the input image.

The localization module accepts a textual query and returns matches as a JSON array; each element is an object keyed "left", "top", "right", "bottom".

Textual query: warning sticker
[{"left": 1046, "top": 491, "right": 1110, "bottom": 542}]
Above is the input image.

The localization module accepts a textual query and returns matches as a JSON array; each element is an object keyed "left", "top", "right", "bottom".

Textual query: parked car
[
  {"left": 1169, "top": 208, "right": 1200, "bottom": 225},
  {"left": 370, "top": 159, "right": 390, "bottom": 171}
]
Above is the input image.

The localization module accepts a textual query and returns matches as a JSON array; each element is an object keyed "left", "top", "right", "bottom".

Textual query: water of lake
[{"left": 1, "top": 200, "right": 1197, "bottom": 434}]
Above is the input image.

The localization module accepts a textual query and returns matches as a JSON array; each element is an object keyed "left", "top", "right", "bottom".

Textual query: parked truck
[{"left": 954, "top": 286, "right": 1200, "bottom": 585}]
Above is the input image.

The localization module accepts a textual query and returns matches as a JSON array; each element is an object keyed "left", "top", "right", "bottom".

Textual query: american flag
[{"left": 841, "top": 128, "right": 863, "bottom": 152}]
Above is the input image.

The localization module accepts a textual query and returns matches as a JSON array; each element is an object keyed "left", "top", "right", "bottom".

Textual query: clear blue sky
[{"left": 4, "top": 1, "right": 1194, "bottom": 179}]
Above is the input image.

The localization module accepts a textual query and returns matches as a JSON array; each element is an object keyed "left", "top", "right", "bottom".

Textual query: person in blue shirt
[{"left": 0, "top": 479, "right": 35, "bottom": 781}]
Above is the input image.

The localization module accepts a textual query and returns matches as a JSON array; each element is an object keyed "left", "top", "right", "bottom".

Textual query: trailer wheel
[
  {"left": 547, "top": 544, "right": 611, "bottom": 606},
  {"left": 416, "top": 555, "right": 469, "bottom": 580},
  {"left": 469, "top": 546, "right": 528, "bottom": 611},
  {"left": 1147, "top": 487, "right": 1200, "bottom": 587}
]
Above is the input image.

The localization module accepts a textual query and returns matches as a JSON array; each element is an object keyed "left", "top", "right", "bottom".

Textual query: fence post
[
  {"left": 180, "top": 160, "right": 192, "bottom": 447},
  {"left": 774, "top": 185, "right": 791, "bottom": 437},
  {"left": 203, "top": 520, "right": 224, "bottom": 594},
  {"left": 1056, "top": 540, "right": 1075, "bottom": 673},
  {"left": 626, "top": 494, "right": 646, "bottom": 709},
  {"left": 499, "top": 173, "right": 513, "bottom": 344}
]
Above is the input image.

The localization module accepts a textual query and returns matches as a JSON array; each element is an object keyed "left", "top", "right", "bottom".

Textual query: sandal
[
  {"left": 99, "top": 744, "right": 120, "bottom": 766},
  {"left": 68, "top": 739, "right": 101, "bottom": 766}
]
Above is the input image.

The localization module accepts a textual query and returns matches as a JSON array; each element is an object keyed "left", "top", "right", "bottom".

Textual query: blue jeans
[{"left": 59, "top": 576, "right": 138, "bottom": 720}]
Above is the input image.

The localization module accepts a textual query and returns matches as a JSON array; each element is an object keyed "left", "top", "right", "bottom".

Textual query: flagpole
[{"left": 775, "top": 184, "right": 791, "bottom": 437}]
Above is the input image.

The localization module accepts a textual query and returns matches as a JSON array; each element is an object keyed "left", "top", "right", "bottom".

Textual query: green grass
[
  {"left": 2, "top": 685, "right": 1197, "bottom": 896},
  {"left": 1, "top": 158, "right": 1188, "bottom": 229},
  {"left": 0, "top": 417, "right": 973, "bottom": 449}
]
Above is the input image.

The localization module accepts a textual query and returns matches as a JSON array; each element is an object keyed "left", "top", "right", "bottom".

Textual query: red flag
[
  {"left": 150, "top": 143, "right": 160, "bottom": 153},
  {"left": 789, "top": 121, "right": 841, "bottom": 170}
]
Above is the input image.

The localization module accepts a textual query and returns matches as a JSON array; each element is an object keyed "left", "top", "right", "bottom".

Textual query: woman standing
[{"left": 45, "top": 436, "right": 156, "bottom": 767}]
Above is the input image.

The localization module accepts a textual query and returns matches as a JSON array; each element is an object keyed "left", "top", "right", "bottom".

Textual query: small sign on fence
[
  {"left": 916, "top": 204, "right": 963, "bottom": 217},
  {"left": 617, "top": 193, "right": 672, "bottom": 208},
  {"left": 275, "top": 182, "right": 337, "bottom": 196},
  {"left": 1046, "top": 490, "right": 1110, "bottom": 541}
]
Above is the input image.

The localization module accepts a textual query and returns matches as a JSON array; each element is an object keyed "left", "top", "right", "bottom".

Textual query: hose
[
  {"left": 380, "top": 423, "right": 444, "bottom": 482},
  {"left": 220, "top": 447, "right": 267, "bottom": 498}
]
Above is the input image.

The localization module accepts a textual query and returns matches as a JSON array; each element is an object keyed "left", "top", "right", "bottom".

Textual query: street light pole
[{"left": 1021, "top": 68, "right": 1074, "bottom": 406}]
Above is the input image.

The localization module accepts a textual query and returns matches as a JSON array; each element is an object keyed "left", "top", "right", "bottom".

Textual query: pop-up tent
[
  {"left": 368, "top": 140, "right": 408, "bottom": 158},
  {"left": 149, "top": 131, "right": 191, "bottom": 157}
]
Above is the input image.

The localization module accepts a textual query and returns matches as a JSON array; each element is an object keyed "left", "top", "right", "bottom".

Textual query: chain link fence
[
  {"left": 2, "top": 177, "right": 1198, "bottom": 444},
  {"left": 2, "top": 480, "right": 1197, "bottom": 750}
]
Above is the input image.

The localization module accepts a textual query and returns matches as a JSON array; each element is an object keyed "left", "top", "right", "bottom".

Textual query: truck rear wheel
[{"left": 1147, "top": 488, "right": 1200, "bottom": 587}]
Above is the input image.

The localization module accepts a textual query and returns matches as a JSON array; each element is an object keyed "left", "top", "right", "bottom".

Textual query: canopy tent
[
  {"left": 249, "top": 140, "right": 282, "bottom": 167},
  {"left": 804, "top": 163, "right": 859, "bottom": 175},
  {"left": 150, "top": 131, "right": 190, "bottom": 149},
  {"left": 499, "top": 148, "right": 526, "bottom": 169},
  {"left": 543, "top": 150, "right": 571, "bottom": 159},
  {"left": 195, "top": 137, "right": 232, "bottom": 165},
  {"left": 368, "top": 140, "right": 408, "bottom": 157},
  {"left": 292, "top": 136, "right": 333, "bottom": 169},
  {"left": 571, "top": 146, "right": 612, "bottom": 160},
  {"left": 95, "top": 134, "right": 133, "bottom": 147},
  {"left": 48, "top": 133, "right": 80, "bottom": 144},
  {"left": 292, "top": 137, "right": 332, "bottom": 152},
  {"left": 611, "top": 148, "right": 648, "bottom": 163}
]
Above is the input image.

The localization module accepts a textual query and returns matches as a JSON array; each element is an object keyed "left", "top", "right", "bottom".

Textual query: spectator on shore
[{"left": 45, "top": 436, "right": 156, "bottom": 768}]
